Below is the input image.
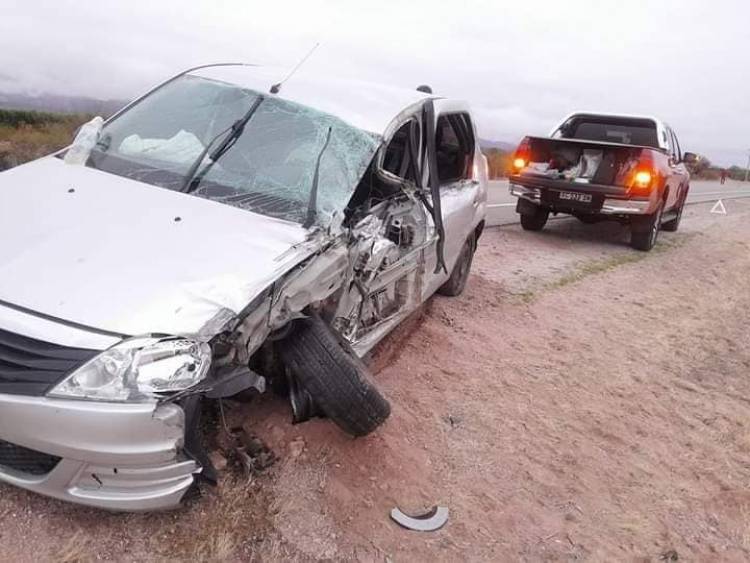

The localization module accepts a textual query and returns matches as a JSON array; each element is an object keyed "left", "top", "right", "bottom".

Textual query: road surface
[{"left": 487, "top": 178, "right": 750, "bottom": 226}]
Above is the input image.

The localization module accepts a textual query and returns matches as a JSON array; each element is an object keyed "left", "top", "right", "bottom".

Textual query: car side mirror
[{"left": 682, "top": 152, "right": 698, "bottom": 164}]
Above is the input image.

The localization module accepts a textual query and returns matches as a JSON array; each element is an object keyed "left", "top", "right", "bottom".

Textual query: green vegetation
[
  {"left": 516, "top": 233, "right": 692, "bottom": 303},
  {"left": 0, "top": 109, "right": 91, "bottom": 170},
  {"left": 684, "top": 154, "right": 748, "bottom": 181},
  {"left": 0, "top": 108, "right": 69, "bottom": 127},
  {"left": 483, "top": 148, "right": 512, "bottom": 178}
]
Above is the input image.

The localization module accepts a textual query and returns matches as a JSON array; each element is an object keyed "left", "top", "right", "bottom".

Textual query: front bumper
[
  {"left": 0, "top": 393, "right": 199, "bottom": 511},
  {"left": 509, "top": 183, "right": 652, "bottom": 215}
]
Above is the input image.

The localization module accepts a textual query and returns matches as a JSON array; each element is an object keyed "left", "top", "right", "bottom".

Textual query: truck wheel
[
  {"left": 279, "top": 314, "right": 391, "bottom": 437},
  {"left": 520, "top": 207, "right": 549, "bottom": 231},
  {"left": 630, "top": 201, "right": 664, "bottom": 251},
  {"left": 437, "top": 237, "right": 475, "bottom": 297},
  {"left": 661, "top": 185, "right": 689, "bottom": 232}
]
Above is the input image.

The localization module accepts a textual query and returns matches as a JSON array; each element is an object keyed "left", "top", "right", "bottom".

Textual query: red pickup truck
[{"left": 509, "top": 113, "right": 695, "bottom": 251}]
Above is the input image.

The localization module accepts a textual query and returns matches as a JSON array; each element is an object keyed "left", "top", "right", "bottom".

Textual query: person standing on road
[{"left": 720, "top": 169, "right": 728, "bottom": 185}]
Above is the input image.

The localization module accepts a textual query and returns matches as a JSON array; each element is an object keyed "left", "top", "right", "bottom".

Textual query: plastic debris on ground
[{"left": 390, "top": 505, "right": 449, "bottom": 532}]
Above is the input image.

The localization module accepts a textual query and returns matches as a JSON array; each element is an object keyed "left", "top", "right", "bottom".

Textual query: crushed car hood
[{"left": 0, "top": 157, "right": 314, "bottom": 338}]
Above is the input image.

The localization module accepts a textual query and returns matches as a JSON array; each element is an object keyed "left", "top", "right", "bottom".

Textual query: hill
[{"left": 0, "top": 91, "right": 127, "bottom": 117}]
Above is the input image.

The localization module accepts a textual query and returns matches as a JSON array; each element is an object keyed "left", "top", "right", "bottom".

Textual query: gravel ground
[{"left": 2, "top": 199, "right": 749, "bottom": 561}]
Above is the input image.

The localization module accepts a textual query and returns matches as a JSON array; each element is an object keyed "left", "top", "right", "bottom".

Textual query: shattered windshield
[{"left": 87, "top": 75, "right": 380, "bottom": 225}]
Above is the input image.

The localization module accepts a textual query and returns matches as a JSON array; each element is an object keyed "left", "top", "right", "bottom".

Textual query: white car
[{"left": 0, "top": 64, "right": 487, "bottom": 510}]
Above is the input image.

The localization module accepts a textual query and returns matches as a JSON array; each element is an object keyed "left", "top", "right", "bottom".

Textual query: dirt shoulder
[{"left": 2, "top": 200, "right": 750, "bottom": 561}]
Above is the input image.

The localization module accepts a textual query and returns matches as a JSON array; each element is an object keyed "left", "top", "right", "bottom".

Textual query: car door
[
  {"left": 670, "top": 128, "right": 690, "bottom": 201},
  {"left": 664, "top": 126, "right": 685, "bottom": 209},
  {"left": 421, "top": 100, "right": 483, "bottom": 298},
  {"left": 337, "top": 109, "right": 436, "bottom": 350}
]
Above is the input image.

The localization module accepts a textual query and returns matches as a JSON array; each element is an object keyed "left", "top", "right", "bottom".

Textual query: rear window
[{"left": 557, "top": 117, "right": 659, "bottom": 148}]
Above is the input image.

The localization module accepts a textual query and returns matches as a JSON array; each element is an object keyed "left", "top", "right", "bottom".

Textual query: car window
[
  {"left": 558, "top": 117, "right": 659, "bottom": 148},
  {"left": 670, "top": 129, "right": 682, "bottom": 162},
  {"left": 665, "top": 127, "right": 677, "bottom": 161},
  {"left": 382, "top": 120, "right": 419, "bottom": 183},
  {"left": 435, "top": 113, "right": 474, "bottom": 185}
]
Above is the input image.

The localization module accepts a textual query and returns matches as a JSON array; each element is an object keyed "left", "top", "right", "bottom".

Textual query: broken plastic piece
[
  {"left": 390, "top": 505, "right": 449, "bottom": 532},
  {"left": 205, "top": 366, "right": 266, "bottom": 399},
  {"left": 64, "top": 116, "right": 103, "bottom": 165}
]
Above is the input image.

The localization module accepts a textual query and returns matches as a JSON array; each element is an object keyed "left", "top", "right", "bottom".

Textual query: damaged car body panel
[{"left": 0, "top": 64, "right": 487, "bottom": 510}]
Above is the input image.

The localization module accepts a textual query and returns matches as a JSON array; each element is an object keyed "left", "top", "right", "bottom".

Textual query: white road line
[{"left": 692, "top": 191, "right": 750, "bottom": 197}]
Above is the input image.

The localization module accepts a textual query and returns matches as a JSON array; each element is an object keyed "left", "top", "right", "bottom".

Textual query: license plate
[{"left": 558, "top": 191, "right": 592, "bottom": 203}]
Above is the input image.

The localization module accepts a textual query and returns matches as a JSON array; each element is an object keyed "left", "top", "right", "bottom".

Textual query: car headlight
[{"left": 48, "top": 336, "right": 212, "bottom": 402}]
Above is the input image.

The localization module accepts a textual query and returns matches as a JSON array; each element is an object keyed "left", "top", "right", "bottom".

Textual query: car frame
[{"left": 0, "top": 63, "right": 487, "bottom": 510}]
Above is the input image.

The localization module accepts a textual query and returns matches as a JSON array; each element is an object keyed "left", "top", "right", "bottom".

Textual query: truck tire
[
  {"left": 279, "top": 314, "right": 390, "bottom": 437},
  {"left": 630, "top": 201, "right": 664, "bottom": 251},
  {"left": 437, "top": 237, "right": 475, "bottom": 297},
  {"left": 661, "top": 185, "right": 689, "bottom": 232},
  {"left": 520, "top": 207, "right": 549, "bottom": 231}
]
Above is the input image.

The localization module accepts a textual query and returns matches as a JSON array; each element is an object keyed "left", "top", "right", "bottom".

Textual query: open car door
[
  {"left": 333, "top": 101, "right": 446, "bottom": 353},
  {"left": 419, "top": 99, "right": 483, "bottom": 297}
]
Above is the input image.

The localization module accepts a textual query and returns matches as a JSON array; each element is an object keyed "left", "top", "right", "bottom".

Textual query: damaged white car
[{"left": 0, "top": 64, "right": 487, "bottom": 510}]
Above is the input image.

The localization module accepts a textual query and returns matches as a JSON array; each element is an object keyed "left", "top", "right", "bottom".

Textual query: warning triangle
[{"left": 710, "top": 199, "right": 727, "bottom": 215}]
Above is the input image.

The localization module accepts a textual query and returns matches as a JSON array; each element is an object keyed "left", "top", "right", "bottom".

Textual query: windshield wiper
[
  {"left": 303, "top": 126, "right": 333, "bottom": 229},
  {"left": 181, "top": 95, "right": 265, "bottom": 193}
]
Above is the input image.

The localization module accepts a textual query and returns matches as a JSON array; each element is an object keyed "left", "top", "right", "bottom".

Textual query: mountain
[
  {"left": 0, "top": 92, "right": 128, "bottom": 117},
  {"left": 479, "top": 138, "right": 516, "bottom": 153}
]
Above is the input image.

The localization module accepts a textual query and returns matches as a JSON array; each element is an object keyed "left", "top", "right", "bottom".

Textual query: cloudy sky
[{"left": 2, "top": 0, "right": 748, "bottom": 165}]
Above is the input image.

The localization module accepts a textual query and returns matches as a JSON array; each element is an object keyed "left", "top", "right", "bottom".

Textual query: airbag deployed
[{"left": 119, "top": 130, "right": 205, "bottom": 165}]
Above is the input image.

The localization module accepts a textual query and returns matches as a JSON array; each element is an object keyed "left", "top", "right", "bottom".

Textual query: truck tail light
[
  {"left": 628, "top": 152, "right": 657, "bottom": 195},
  {"left": 634, "top": 170, "right": 652, "bottom": 188},
  {"left": 512, "top": 137, "right": 532, "bottom": 172}
]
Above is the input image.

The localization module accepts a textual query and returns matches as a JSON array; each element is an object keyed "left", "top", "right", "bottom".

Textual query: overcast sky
[{"left": 2, "top": 0, "right": 748, "bottom": 165}]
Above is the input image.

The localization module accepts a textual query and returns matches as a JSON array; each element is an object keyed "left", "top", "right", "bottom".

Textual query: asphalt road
[{"left": 486, "top": 178, "right": 750, "bottom": 226}]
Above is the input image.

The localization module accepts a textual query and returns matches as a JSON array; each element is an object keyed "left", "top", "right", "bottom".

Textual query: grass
[
  {"left": 0, "top": 109, "right": 91, "bottom": 168},
  {"left": 517, "top": 233, "right": 692, "bottom": 303},
  {"left": 548, "top": 252, "right": 647, "bottom": 291}
]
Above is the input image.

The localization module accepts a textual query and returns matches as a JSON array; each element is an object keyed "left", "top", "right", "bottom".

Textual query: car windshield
[{"left": 86, "top": 75, "right": 380, "bottom": 225}]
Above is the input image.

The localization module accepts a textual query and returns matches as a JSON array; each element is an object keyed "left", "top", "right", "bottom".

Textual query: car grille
[
  {"left": 0, "top": 439, "right": 61, "bottom": 475},
  {"left": 0, "top": 327, "right": 99, "bottom": 396}
]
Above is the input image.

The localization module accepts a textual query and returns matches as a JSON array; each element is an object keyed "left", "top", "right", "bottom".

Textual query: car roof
[{"left": 183, "top": 63, "right": 434, "bottom": 136}]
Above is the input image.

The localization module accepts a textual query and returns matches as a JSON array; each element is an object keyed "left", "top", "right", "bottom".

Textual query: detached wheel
[
  {"left": 631, "top": 200, "right": 664, "bottom": 251},
  {"left": 520, "top": 206, "right": 549, "bottom": 231},
  {"left": 279, "top": 314, "right": 390, "bottom": 437},
  {"left": 437, "top": 237, "right": 475, "bottom": 297},
  {"left": 661, "top": 185, "right": 689, "bottom": 232}
]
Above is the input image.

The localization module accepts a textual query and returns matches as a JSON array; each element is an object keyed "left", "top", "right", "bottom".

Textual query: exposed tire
[
  {"left": 661, "top": 185, "right": 689, "bottom": 232},
  {"left": 520, "top": 206, "right": 549, "bottom": 231},
  {"left": 437, "top": 237, "right": 475, "bottom": 297},
  {"left": 630, "top": 200, "right": 664, "bottom": 251},
  {"left": 279, "top": 314, "right": 390, "bottom": 437}
]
